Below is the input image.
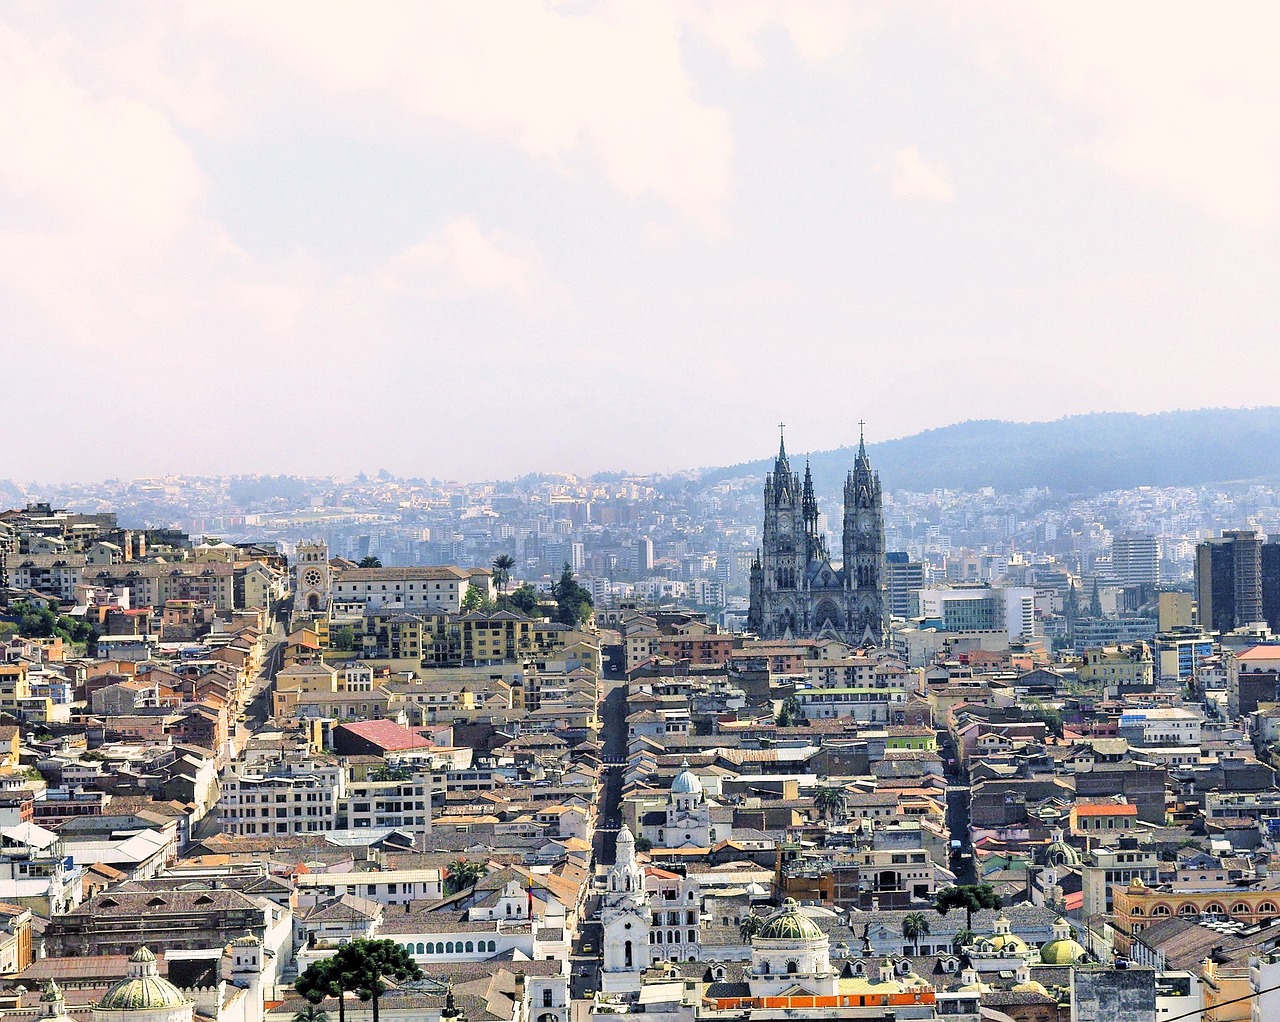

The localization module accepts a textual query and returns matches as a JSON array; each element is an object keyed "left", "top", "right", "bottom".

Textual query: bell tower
[
  {"left": 601, "top": 825, "right": 651, "bottom": 994},
  {"left": 295, "top": 541, "right": 331, "bottom": 614}
]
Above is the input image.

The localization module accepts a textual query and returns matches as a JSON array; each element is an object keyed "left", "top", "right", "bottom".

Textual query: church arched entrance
[{"left": 307, "top": 593, "right": 320, "bottom": 611}]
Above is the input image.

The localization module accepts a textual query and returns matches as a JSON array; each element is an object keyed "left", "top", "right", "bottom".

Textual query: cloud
[
  {"left": 953, "top": 2, "right": 1280, "bottom": 223},
  {"left": 183, "top": 2, "right": 735, "bottom": 228},
  {"left": 362, "top": 219, "right": 545, "bottom": 302},
  {"left": 686, "top": 1, "right": 863, "bottom": 69},
  {"left": 0, "top": 24, "right": 202, "bottom": 238},
  {"left": 889, "top": 146, "right": 955, "bottom": 202}
]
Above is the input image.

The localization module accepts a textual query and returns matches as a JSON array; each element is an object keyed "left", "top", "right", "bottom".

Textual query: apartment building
[{"left": 219, "top": 756, "right": 347, "bottom": 837}]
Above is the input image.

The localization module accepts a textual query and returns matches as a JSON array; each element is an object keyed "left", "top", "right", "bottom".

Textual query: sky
[{"left": 3, "top": 1, "right": 1280, "bottom": 483}]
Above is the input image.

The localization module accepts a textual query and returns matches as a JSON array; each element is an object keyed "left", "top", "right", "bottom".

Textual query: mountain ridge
[{"left": 695, "top": 407, "right": 1280, "bottom": 494}]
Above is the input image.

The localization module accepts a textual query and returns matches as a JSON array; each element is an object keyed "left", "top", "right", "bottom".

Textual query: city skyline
[{"left": 4, "top": 3, "right": 1280, "bottom": 481}]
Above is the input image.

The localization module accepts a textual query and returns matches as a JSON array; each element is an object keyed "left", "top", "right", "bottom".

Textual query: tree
[
  {"left": 492, "top": 554, "right": 515, "bottom": 599},
  {"left": 550, "top": 564, "right": 593, "bottom": 626},
  {"left": 447, "top": 857, "right": 486, "bottom": 894},
  {"left": 461, "top": 586, "right": 495, "bottom": 614},
  {"left": 294, "top": 1006, "right": 330, "bottom": 1022},
  {"left": 331, "top": 939, "right": 422, "bottom": 1022},
  {"left": 296, "top": 958, "right": 349, "bottom": 1022},
  {"left": 507, "top": 584, "right": 539, "bottom": 617},
  {"left": 934, "top": 884, "right": 1003, "bottom": 931},
  {"left": 331, "top": 625, "right": 356, "bottom": 652},
  {"left": 358, "top": 556, "right": 383, "bottom": 568},
  {"left": 813, "top": 786, "right": 845, "bottom": 822},
  {"left": 738, "top": 912, "right": 764, "bottom": 943},
  {"left": 901, "top": 912, "right": 930, "bottom": 955},
  {"left": 633, "top": 835, "right": 653, "bottom": 853},
  {"left": 776, "top": 695, "right": 805, "bottom": 728},
  {"left": 369, "top": 764, "right": 412, "bottom": 782}
]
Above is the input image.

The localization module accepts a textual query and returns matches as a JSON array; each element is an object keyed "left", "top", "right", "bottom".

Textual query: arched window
[
  {"left": 446, "top": 941, "right": 455, "bottom": 953},
  {"left": 1178, "top": 904, "right": 1199, "bottom": 917},
  {"left": 1130, "top": 906, "right": 1143, "bottom": 916},
  {"left": 1259, "top": 902, "right": 1278, "bottom": 915},
  {"left": 1231, "top": 903, "right": 1251, "bottom": 917},
  {"left": 786, "top": 961, "right": 798, "bottom": 975},
  {"left": 1203, "top": 903, "right": 1226, "bottom": 916},
  {"left": 465, "top": 941, "right": 474, "bottom": 953},
  {"left": 416, "top": 942, "right": 425, "bottom": 955},
  {"left": 624, "top": 940, "right": 633, "bottom": 968},
  {"left": 1150, "top": 904, "right": 1171, "bottom": 917},
  {"left": 761, "top": 961, "right": 771, "bottom": 975}
]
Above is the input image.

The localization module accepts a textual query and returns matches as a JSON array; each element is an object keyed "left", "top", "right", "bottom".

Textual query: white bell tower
[
  {"left": 601, "top": 825, "right": 651, "bottom": 995},
  {"left": 295, "top": 541, "right": 330, "bottom": 614}
]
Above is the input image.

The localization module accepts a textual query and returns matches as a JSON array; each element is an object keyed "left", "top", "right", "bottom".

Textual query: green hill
[{"left": 699, "top": 408, "right": 1280, "bottom": 493}]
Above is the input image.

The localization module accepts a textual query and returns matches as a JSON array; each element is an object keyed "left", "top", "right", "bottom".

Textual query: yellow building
[
  {"left": 0, "top": 663, "right": 32, "bottom": 715},
  {"left": 1111, "top": 877, "right": 1280, "bottom": 953},
  {"left": 273, "top": 660, "right": 340, "bottom": 717},
  {"left": 1078, "top": 644, "right": 1154, "bottom": 689}
]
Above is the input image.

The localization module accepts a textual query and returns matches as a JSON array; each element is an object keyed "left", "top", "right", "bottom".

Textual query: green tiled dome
[
  {"left": 97, "top": 948, "right": 191, "bottom": 1012},
  {"left": 758, "top": 898, "right": 823, "bottom": 941},
  {"left": 1039, "top": 936, "right": 1086, "bottom": 965}
]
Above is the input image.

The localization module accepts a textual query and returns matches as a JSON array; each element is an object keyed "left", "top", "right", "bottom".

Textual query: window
[{"left": 543, "top": 990, "right": 553, "bottom": 1008}]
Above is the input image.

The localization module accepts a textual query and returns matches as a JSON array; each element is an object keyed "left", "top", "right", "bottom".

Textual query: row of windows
[
  {"left": 404, "top": 939, "right": 497, "bottom": 954},
  {"left": 650, "top": 930, "right": 697, "bottom": 944},
  {"left": 1130, "top": 900, "right": 1278, "bottom": 918}
]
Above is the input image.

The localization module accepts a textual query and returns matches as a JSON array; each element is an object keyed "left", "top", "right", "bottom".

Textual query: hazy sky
[{"left": 4, "top": 2, "right": 1279, "bottom": 483}]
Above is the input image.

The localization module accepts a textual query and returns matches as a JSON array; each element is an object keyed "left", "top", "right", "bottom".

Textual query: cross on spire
[{"left": 777, "top": 421, "right": 786, "bottom": 458}]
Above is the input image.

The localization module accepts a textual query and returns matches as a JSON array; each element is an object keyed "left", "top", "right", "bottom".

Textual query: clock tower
[{"left": 295, "top": 540, "right": 331, "bottom": 614}]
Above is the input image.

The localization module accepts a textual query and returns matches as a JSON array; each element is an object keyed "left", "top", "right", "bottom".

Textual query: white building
[
  {"left": 601, "top": 826, "right": 652, "bottom": 994},
  {"left": 331, "top": 565, "right": 492, "bottom": 614},
  {"left": 1118, "top": 707, "right": 1203, "bottom": 747},
  {"left": 639, "top": 761, "right": 714, "bottom": 851},
  {"left": 218, "top": 757, "right": 346, "bottom": 837}
]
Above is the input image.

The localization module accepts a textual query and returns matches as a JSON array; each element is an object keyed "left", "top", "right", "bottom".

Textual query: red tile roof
[{"left": 336, "top": 719, "right": 431, "bottom": 752}]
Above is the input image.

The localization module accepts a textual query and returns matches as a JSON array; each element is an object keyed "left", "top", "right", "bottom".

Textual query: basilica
[{"left": 747, "top": 429, "right": 887, "bottom": 646}]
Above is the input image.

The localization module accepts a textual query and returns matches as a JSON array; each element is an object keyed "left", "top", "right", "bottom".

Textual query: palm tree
[
  {"left": 492, "top": 554, "right": 516, "bottom": 601},
  {"left": 951, "top": 928, "right": 976, "bottom": 952},
  {"left": 901, "top": 912, "right": 930, "bottom": 955},
  {"left": 738, "top": 912, "right": 764, "bottom": 944},
  {"left": 813, "top": 785, "right": 845, "bottom": 822},
  {"left": 294, "top": 1006, "right": 330, "bottom": 1022},
  {"left": 447, "top": 857, "right": 486, "bottom": 894},
  {"left": 332, "top": 939, "right": 422, "bottom": 1022},
  {"left": 358, "top": 556, "right": 383, "bottom": 568}
]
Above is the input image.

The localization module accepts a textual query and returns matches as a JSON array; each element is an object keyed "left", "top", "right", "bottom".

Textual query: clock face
[{"left": 302, "top": 568, "right": 323, "bottom": 588}]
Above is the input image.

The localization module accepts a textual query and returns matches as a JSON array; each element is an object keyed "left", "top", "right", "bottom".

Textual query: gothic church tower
[
  {"left": 842, "top": 430, "right": 887, "bottom": 645},
  {"left": 749, "top": 425, "right": 886, "bottom": 646}
]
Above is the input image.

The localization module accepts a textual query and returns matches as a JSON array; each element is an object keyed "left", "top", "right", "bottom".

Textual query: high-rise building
[
  {"left": 1110, "top": 533, "right": 1159, "bottom": 586},
  {"left": 637, "top": 535, "right": 654, "bottom": 573},
  {"left": 1264, "top": 535, "right": 1280, "bottom": 632},
  {"left": 884, "top": 551, "right": 924, "bottom": 618},
  {"left": 747, "top": 428, "right": 886, "bottom": 645},
  {"left": 1196, "top": 530, "right": 1265, "bottom": 632}
]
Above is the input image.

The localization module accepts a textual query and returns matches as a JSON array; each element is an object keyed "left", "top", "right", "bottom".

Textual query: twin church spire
[{"left": 749, "top": 424, "right": 886, "bottom": 646}]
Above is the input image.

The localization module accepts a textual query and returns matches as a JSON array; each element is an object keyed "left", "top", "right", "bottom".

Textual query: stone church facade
[{"left": 747, "top": 430, "right": 887, "bottom": 645}]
